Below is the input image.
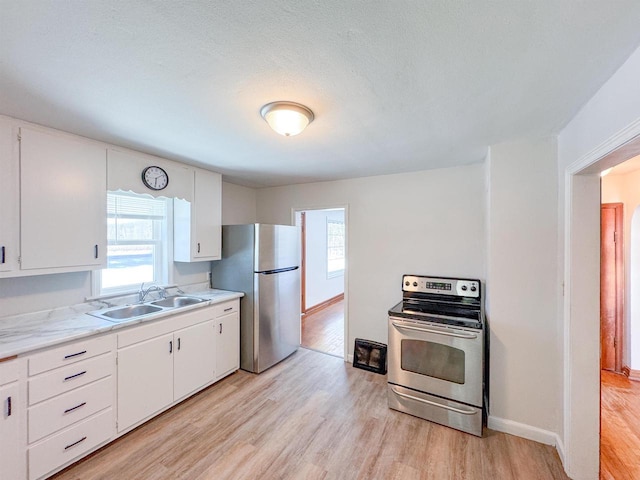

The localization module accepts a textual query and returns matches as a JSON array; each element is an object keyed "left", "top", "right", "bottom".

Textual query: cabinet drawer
[
  {"left": 0, "top": 358, "right": 18, "bottom": 386},
  {"left": 28, "top": 408, "right": 113, "bottom": 480},
  {"left": 29, "top": 353, "right": 113, "bottom": 405},
  {"left": 212, "top": 300, "right": 238, "bottom": 318},
  {"left": 28, "top": 376, "right": 113, "bottom": 443},
  {"left": 29, "top": 335, "right": 113, "bottom": 376}
]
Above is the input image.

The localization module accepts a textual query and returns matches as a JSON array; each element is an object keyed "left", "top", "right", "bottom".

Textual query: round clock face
[{"left": 142, "top": 166, "right": 169, "bottom": 191}]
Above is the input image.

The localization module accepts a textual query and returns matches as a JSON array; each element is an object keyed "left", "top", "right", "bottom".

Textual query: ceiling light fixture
[{"left": 260, "top": 101, "right": 314, "bottom": 137}]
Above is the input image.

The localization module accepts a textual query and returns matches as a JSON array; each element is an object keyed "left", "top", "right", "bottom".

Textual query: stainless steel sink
[
  {"left": 100, "top": 304, "right": 163, "bottom": 320},
  {"left": 150, "top": 296, "right": 206, "bottom": 308}
]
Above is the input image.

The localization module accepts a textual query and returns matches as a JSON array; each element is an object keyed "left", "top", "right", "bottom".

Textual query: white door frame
[
  {"left": 292, "top": 204, "right": 349, "bottom": 361},
  {"left": 564, "top": 118, "right": 640, "bottom": 479}
]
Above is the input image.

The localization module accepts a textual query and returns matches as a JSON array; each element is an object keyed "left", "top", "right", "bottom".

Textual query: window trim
[
  {"left": 91, "top": 191, "right": 173, "bottom": 298},
  {"left": 327, "top": 218, "right": 345, "bottom": 279}
]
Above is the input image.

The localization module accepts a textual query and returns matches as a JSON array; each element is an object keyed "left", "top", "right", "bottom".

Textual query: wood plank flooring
[
  {"left": 52, "top": 348, "right": 568, "bottom": 480},
  {"left": 601, "top": 370, "right": 640, "bottom": 480},
  {"left": 301, "top": 300, "right": 344, "bottom": 357}
]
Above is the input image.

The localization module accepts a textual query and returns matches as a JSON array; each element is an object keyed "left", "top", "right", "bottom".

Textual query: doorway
[
  {"left": 599, "top": 167, "right": 640, "bottom": 479},
  {"left": 295, "top": 208, "right": 346, "bottom": 358}
]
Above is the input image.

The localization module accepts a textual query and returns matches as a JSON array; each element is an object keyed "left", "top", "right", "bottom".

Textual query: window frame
[
  {"left": 326, "top": 218, "right": 345, "bottom": 279},
  {"left": 92, "top": 191, "right": 172, "bottom": 298}
]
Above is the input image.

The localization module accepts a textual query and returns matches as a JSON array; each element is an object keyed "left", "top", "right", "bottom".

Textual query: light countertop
[{"left": 0, "top": 286, "right": 243, "bottom": 359}]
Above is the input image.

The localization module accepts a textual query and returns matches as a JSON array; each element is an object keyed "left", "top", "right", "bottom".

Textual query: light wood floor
[
  {"left": 601, "top": 370, "right": 640, "bottom": 480},
  {"left": 301, "top": 300, "right": 344, "bottom": 357},
  {"left": 52, "top": 348, "right": 567, "bottom": 480}
]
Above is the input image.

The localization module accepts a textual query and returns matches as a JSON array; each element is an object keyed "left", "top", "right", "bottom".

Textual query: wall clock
[{"left": 141, "top": 166, "right": 169, "bottom": 191}]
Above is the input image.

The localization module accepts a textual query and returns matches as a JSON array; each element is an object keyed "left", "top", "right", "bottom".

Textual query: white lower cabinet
[
  {"left": 216, "top": 311, "right": 240, "bottom": 380},
  {"left": 28, "top": 409, "right": 113, "bottom": 480},
  {"left": 14, "top": 299, "right": 239, "bottom": 480},
  {"left": 117, "top": 333, "right": 174, "bottom": 433},
  {"left": 174, "top": 321, "right": 216, "bottom": 401},
  {"left": 26, "top": 335, "right": 115, "bottom": 480},
  {"left": 0, "top": 379, "right": 24, "bottom": 480}
]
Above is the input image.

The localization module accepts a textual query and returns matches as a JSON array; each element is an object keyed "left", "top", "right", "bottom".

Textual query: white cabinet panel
[
  {"left": 28, "top": 408, "right": 113, "bottom": 480},
  {"left": 174, "top": 321, "right": 215, "bottom": 400},
  {"left": 0, "top": 382, "right": 23, "bottom": 480},
  {"left": 174, "top": 168, "right": 221, "bottom": 262},
  {"left": 216, "top": 311, "right": 239, "bottom": 380},
  {"left": 0, "top": 118, "right": 19, "bottom": 274},
  {"left": 117, "top": 333, "right": 174, "bottom": 432},
  {"left": 20, "top": 127, "right": 106, "bottom": 270}
]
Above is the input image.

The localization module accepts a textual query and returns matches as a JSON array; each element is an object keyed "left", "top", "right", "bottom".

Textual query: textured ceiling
[{"left": 1, "top": 1, "right": 640, "bottom": 187}]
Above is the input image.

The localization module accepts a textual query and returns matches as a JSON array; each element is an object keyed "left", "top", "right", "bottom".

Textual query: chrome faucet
[{"left": 138, "top": 283, "right": 167, "bottom": 303}]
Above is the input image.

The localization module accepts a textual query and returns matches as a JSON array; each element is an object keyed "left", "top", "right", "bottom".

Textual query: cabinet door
[
  {"left": 0, "top": 119, "right": 18, "bottom": 274},
  {"left": 117, "top": 333, "right": 174, "bottom": 432},
  {"left": 216, "top": 312, "right": 240, "bottom": 380},
  {"left": 20, "top": 127, "right": 106, "bottom": 270},
  {"left": 0, "top": 382, "right": 23, "bottom": 480},
  {"left": 193, "top": 169, "right": 221, "bottom": 260},
  {"left": 174, "top": 321, "right": 216, "bottom": 400}
]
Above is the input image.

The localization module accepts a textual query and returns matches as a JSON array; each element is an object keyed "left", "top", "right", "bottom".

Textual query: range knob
[
  {"left": 405, "top": 281, "right": 410, "bottom": 286},
  {"left": 471, "top": 286, "right": 477, "bottom": 292},
  {"left": 413, "top": 282, "right": 418, "bottom": 287},
  {"left": 461, "top": 285, "right": 468, "bottom": 291}
]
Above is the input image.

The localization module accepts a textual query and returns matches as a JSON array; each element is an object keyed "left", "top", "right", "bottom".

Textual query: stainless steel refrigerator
[{"left": 210, "top": 224, "right": 301, "bottom": 373}]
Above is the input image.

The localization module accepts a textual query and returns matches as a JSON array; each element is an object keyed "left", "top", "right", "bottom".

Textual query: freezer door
[
  {"left": 255, "top": 224, "right": 300, "bottom": 272},
  {"left": 253, "top": 267, "right": 301, "bottom": 372}
]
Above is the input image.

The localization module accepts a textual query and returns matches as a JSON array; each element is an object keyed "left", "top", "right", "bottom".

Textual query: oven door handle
[
  {"left": 391, "top": 321, "right": 478, "bottom": 339},
  {"left": 391, "top": 387, "right": 477, "bottom": 415}
]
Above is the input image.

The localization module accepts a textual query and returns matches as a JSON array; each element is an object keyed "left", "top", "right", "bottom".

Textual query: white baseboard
[
  {"left": 488, "top": 415, "right": 557, "bottom": 446},
  {"left": 347, "top": 354, "right": 353, "bottom": 363},
  {"left": 555, "top": 434, "right": 566, "bottom": 466}
]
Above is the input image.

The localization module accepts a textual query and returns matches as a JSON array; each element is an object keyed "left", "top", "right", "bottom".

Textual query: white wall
[
  {"left": 256, "top": 165, "right": 486, "bottom": 354},
  {"left": 486, "top": 137, "right": 559, "bottom": 437},
  {"left": 558, "top": 42, "right": 640, "bottom": 480},
  {"left": 302, "top": 209, "right": 345, "bottom": 308},
  {"left": 222, "top": 181, "right": 257, "bottom": 224}
]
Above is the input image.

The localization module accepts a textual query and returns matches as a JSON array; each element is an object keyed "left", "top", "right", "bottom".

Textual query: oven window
[{"left": 400, "top": 340, "right": 465, "bottom": 384}]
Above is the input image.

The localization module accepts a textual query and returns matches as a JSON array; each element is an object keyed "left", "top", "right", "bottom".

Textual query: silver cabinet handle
[
  {"left": 219, "top": 323, "right": 222, "bottom": 334},
  {"left": 177, "top": 338, "right": 181, "bottom": 351},
  {"left": 391, "top": 387, "right": 477, "bottom": 415},
  {"left": 7, "top": 396, "right": 11, "bottom": 416},
  {"left": 391, "top": 321, "right": 477, "bottom": 339},
  {"left": 169, "top": 340, "right": 173, "bottom": 354},
  {"left": 224, "top": 307, "right": 233, "bottom": 312}
]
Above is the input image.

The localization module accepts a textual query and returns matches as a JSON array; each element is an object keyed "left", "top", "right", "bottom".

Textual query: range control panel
[{"left": 402, "top": 275, "right": 480, "bottom": 298}]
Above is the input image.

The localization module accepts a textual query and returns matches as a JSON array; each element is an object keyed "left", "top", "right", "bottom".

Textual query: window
[
  {"left": 95, "top": 191, "right": 170, "bottom": 296},
  {"left": 327, "top": 219, "right": 345, "bottom": 278}
]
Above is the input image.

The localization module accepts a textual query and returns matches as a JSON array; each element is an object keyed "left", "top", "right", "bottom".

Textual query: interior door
[{"left": 600, "top": 203, "right": 623, "bottom": 372}]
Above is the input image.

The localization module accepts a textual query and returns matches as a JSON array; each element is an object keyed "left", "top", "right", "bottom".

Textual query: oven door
[{"left": 388, "top": 316, "right": 483, "bottom": 407}]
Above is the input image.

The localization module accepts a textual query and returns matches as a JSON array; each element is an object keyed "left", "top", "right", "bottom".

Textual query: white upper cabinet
[
  {"left": 174, "top": 167, "right": 222, "bottom": 262},
  {"left": 0, "top": 118, "right": 19, "bottom": 274},
  {"left": 20, "top": 127, "right": 107, "bottom": 271}
]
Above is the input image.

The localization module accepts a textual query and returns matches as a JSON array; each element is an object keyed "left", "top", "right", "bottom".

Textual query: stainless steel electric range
[{"left": 387, "top": 274, "right": 486, "bottom": 436}]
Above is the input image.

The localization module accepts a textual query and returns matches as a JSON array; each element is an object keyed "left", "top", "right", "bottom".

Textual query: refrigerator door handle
[{"left": 258, "top": 266, "right": 299, "bottom": 275}]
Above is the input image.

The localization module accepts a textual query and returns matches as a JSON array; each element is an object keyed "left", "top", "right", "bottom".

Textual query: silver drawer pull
[
  {"left": 64, "top": 371, "right": 87, "bottom": 381},
  {"left": 224, "top": 307, "right": 233, "bottom": 312},
  {"left": 64, "top": 436, "right": 87, "bottom": 450},
  {"left": 391, "top": 387, "right": 477, "bottom": 415},
  {"left": 391, "top": 321, "right": 477, "bottom": 339},
  {"left": 64, "top": 402, "right": 87, "bottom": 414},
  {"left": 64, "top": 350, "right": 87, "bottom": 360}
]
